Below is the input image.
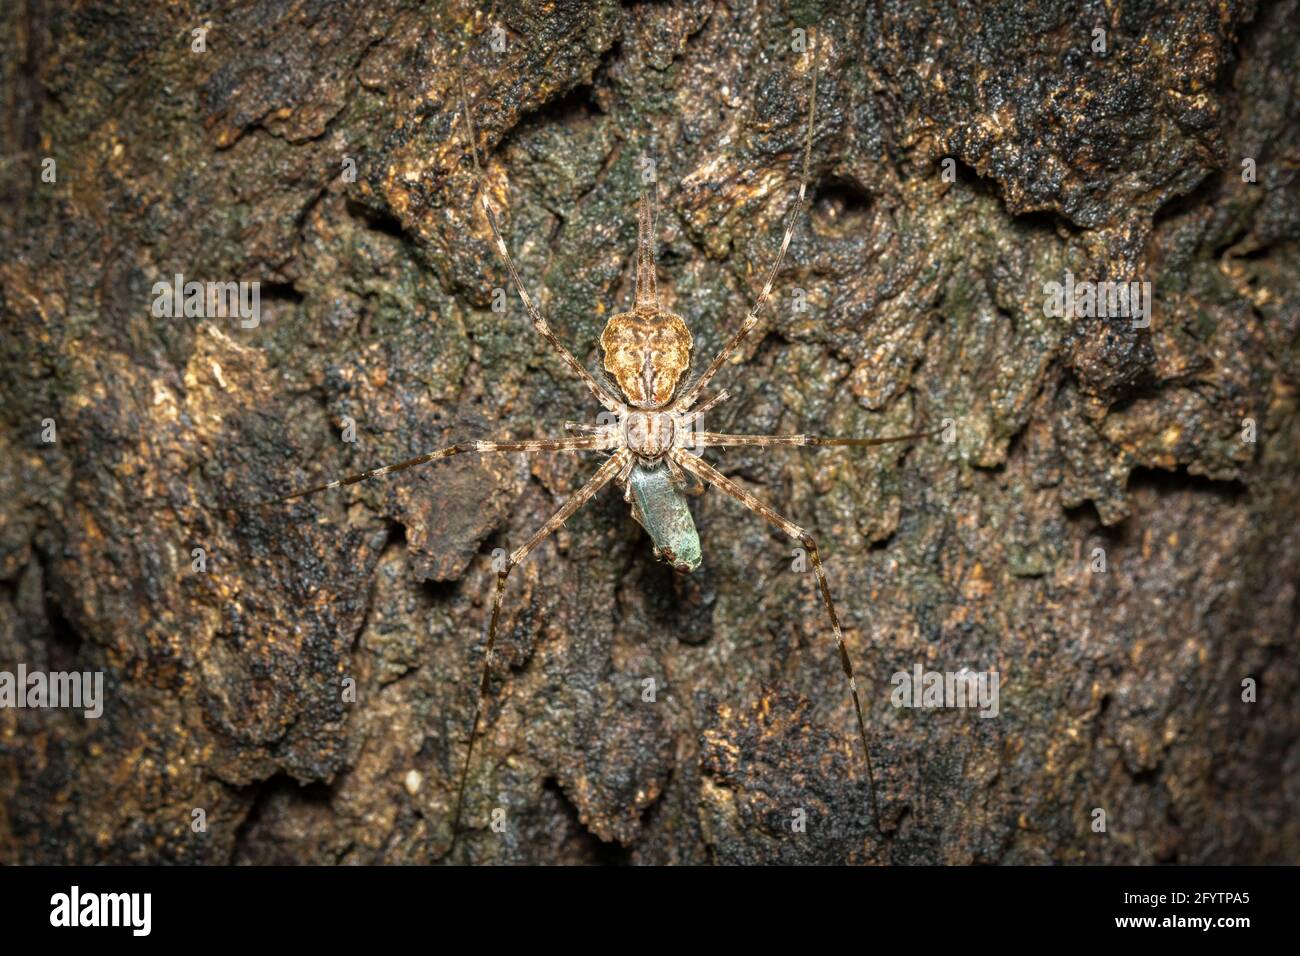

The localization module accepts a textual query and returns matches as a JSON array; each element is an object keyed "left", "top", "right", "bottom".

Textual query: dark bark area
[{"left": 1, "top": 0, "right": 1297, "bottom": 864}]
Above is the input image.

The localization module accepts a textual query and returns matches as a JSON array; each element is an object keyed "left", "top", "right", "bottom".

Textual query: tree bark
[{"left": 1, "top": 0, "right": 1297, "bottom": 864}]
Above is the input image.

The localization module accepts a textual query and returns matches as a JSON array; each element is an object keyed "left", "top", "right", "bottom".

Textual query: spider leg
[
  {"left": 677, "top": 388, "right": 731, "bottom": 428},
  {"left": 671, "top": 447, "right": 881, "bottom": 828},
  {"left": 451, "top": 448, "right": 632, "bottom": 848},
  {"left": 674, "top": 29, "right": 819, "bottom": 411},
  {"left": 563, "top": 422, "right": 605, "bottom": 433},
  {"left": 688, "top": 425, "right": 943, "bottom": 450},
  {"left": 456, "top": 60, "right": 624, "bottom": 414},
  {"left": 665, "top": 454, "right": 687, "bottom": 485},
  {"left": 261, "top": 434, "right": 617, "bottom": 504},
  {"left": 668, "top": 455, "right": 706, "bottom": 496}
]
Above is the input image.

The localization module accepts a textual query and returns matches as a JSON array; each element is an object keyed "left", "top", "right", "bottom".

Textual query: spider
[{"left": 268, "top": 26, "right": 937, "bottom": 845}]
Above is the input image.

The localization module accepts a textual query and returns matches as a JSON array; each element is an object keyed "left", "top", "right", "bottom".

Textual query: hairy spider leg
[
  {"left": 671, "top": 447, "right": 881, "bottom": 828},
  {"left": 456, "top": 59, "right": 623, "bottom": 414},
  {"left": 687, "top": 425, "right": 945, "bottom": 450},
  {"left": 262, "top": 435, "right": 618, "bottom": 504},
  {"left": 675, "top": 28, "right": 820, "bottom": 412},
  {"left": 451, "top": 449, "right": 632, "bottom": 849}
]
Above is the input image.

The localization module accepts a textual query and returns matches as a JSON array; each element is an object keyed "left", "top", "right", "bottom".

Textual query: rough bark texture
[{"left": 1, "top": 0, "right": 1297, "bottom": 865}]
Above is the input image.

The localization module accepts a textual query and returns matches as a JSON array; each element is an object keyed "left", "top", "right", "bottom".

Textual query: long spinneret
[{"left": 268, "top": 25, "right": 941, "bottom": 849}]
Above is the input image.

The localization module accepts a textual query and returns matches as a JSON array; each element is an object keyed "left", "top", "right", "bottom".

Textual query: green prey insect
[{"left": 268, "top": 28, "right": 938, "bottom": 844}]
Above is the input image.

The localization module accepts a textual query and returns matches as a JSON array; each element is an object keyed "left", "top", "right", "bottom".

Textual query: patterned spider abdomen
[{"left": 599, "top": 308, "right": 693, "bottom": 409}]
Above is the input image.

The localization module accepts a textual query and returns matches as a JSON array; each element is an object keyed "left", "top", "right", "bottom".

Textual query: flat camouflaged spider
[{"left": 269, "top": 28, "right": 936, "bottom": 841}]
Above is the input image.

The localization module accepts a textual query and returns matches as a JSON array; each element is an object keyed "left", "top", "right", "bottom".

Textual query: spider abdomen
[
  {"left": 600, "top": 308, "right": 693, "bottom": 409},
  {"left": 626, "top": 462, "right": 701, "bottom": 574}
]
